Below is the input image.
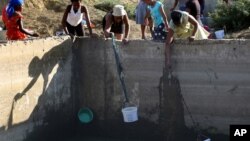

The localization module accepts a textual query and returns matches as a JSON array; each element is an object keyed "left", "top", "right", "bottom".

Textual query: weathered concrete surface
[
  {"left": 1, "top": 37, "right": 250, "bottom": 141},
  {"left": 75, "top": 38, "right": 250, "bottom": 139},
  {"left": 73, "top": 38, "right": 166, "bottom": 140},
  {"left": 172, "top": 39, "right": 250, "bottom": 134},
  {"left": 0, "top": 37, "right": 74, "bottom": 141},
  {"left": 76, "top": 38, "right": 164, "bottom": 122}
]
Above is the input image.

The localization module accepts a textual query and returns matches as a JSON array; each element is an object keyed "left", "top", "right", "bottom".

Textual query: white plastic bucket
[
  {"left": 122, "top": 106, "right": 138, "bottom": 122},
  {"left": 215, "top": 30, "right": 225, "bottom": 39}
]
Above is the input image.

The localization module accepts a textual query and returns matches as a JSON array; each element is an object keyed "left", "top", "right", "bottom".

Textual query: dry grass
[
  {"left": 2, "top": 0, "right": 249, "bottom": 39},
  {"left": 19, "top": 0, "right": 150, "bottom": 39}
]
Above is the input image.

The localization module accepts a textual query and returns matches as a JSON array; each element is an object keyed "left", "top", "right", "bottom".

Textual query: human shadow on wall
[
  {"left": 5, "top": 39, "right": 74, "bottom": 140},
  {"left": 6, "top": 56, "right": 42, "bottom": 129},
  {"left": 159, "top": 68, "right": 196, "bottom": 141}
]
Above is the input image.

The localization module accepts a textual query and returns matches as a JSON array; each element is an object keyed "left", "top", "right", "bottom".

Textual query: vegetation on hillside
[
  {"left": 92, "top": 0, "right": 165, "bottom": 19},
  {"left": 210, "top": 0, "right": 250, "bottom": 32},
  {"left": 1, "top": 0, "right": 249, "bottom": 38},
  {"left": 93, "top": 0, "right": 136, "bottom": 19}
]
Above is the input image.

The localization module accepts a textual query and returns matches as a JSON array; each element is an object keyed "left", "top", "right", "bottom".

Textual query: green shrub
[
  {"left": 94, "top": 0, "right": 136, "bottom": 19},
  {"left": 123, "top": 3, "right": 136, "bottom": 19},
  {"left": 94, "top": 1, "right": 117, "bottom": 13},
  {"left": 209, "top": 0, "right": 250, "bottom": 31}
]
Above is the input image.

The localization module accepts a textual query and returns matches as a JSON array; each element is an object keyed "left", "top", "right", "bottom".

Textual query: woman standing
[
  {"left": 144, "top": 0, "right": 169, "bottom": 41},
  {"left": 170, "top": 0, "right": 188, "bottom": 11},
  {"left": 135, "top": 0, "right": 152, "bottom": 39},
  {"left": 185, "top": 0, "right": 203, "bottom": 25},
  {"left": 62, "top": 0, "right": 92, "bottom": 37}
]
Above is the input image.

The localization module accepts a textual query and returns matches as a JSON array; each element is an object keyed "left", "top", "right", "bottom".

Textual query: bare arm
[
  {"left": 17, "top": 15, "right": 38, "bottom": 37},
  {"left": 165, "top": 28, "right": 174, "bottom": 68},
  {"left": 144, "top": 9, "right": 150, "bottom": 25},
  {"left": 123, "top": 14, "right": 130, "bottom": 39},
  {"left": 104, "top": 13, "right": 113, "bottom": 38},
  {"left": 61, "top": 5, "right": 71, "bottom": 35},
  {"left": 82, "top": 5, "right": 92, "bottom": 36},
  {"left": 187, "top": 14, "right": 198, "bottom": 41},
  {"left": 170, "top": 0, "right": 179, "bottom": 11},
  {"left": 159, "top": 4, "right": 169, "bottom": 30}
]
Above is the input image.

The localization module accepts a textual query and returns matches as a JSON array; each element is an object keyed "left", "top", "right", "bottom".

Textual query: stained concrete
[
  {"left": 74, "top": 38, "right": 250, "bottom": 141},
  {"left": 0, "top": 37, "right": 250, "bottom": 141},
  {"left": 0, "top": 37, "right": 74, "bottom": 141},
  {"left": 172, "top": 39, "right": 250, "bottom": 135}
]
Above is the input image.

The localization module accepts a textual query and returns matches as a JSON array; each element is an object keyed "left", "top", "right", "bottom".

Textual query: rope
[
  {"left": 180, "top": 92, "right": 199, "bottom": 131},
  {"left": 166, "top": 66, "right": 210, "bottom": 140},
  {"left": 176, "top": 76, "right": 210, "bottom": 140},
  {"left": 111, "top": 35, "right": 129, "bottom": 103}
]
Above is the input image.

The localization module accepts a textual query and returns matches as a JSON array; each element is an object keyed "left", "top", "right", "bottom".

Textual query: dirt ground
[
  {"left": 0, "top": 0, "right": 249, "bottom": 39},
  {"left": 19, "top": 0, "right": 147, "bottom": 39}
]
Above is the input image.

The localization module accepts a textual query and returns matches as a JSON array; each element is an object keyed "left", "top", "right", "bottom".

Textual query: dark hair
[
  {"left": 171, "top": 10, "right": 182, "bottom": 25},
  {"left": 71, "top": 0, "right": 81, "bottom": 2}
]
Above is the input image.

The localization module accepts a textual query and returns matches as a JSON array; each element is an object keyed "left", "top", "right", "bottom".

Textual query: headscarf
[{"left": 7, "top": 0, "right": 24, "bottom": 18}]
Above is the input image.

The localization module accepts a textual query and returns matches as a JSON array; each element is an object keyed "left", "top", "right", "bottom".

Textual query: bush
[
  {"left": 123, "top": 3, "right": 136, "bottom": 19},
  {"left": 209, "top": 0, "right": 250, "bottom": 31},
  {"left": 94, "top": 0, "right": 136, "bottom": 19},
  {"left": 94, "top": 1, "right": 117, "bottom": 13}
]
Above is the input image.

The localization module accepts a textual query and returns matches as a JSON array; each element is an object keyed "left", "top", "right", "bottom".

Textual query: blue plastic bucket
[{"left": 78, "top": 107, "right": 93, "bottom": 123}]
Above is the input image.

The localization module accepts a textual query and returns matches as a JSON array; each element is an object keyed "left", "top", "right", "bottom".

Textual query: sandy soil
[
  {"left": 19, "top": 0, "right": 147, "bottom": 39},
  {"left": 1, "top": 0, "right": 249, "bottom": 39}
]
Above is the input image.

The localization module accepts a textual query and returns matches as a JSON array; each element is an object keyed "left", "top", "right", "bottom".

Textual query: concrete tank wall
[
  {"left": 1, "top": 37, "right": 250, "bottom": 141},
  {"left": 0, "top": 37, "right": 74, "bottom": 141},
  {"left": 73, "top": 38, "right": 167, "bottom": 140},
  {"left": 74, "top": 38, "right": 250, "bottom": 139},
  {"left": 172, "top": 39, "right": 250, "bottom": 134}
]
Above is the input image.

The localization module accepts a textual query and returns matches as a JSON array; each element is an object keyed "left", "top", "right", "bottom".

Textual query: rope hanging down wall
[{"left": 111, "top": 35, "right": 129, "bottom": 103}]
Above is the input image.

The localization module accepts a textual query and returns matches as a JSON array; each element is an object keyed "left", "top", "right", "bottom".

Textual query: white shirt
[{"left": 66, "top": 6, "right": 83, "bottom": 26}]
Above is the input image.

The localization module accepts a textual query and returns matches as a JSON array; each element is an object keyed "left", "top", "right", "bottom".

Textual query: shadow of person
[
  {"left": 6, "top": 56, "right": 42, "bottom": 129},
  {"left": 159, "top": 67, "right": 194, "bottom": 141},
  {"left": 6, "top": 40, "right": 71, "bottom": 130}
]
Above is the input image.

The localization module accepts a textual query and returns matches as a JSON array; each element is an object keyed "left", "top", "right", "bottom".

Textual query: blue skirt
[
  {"left": 135, "top": 1, "right": 147, "bottom": 25},
  {"left": 152, "top": 23, "right": 167, "bottom": 42}
]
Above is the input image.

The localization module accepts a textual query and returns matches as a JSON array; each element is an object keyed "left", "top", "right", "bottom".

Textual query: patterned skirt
[{"left": 152, "top": 23, "right": 167, "bottom": 42}]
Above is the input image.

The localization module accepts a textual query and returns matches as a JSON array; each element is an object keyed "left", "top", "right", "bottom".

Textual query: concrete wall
[
  {"left": 75, "top": 38, "right": 250, "bottom": 140},
  {"left": 0, "top": 37, "right": 74, "bottom": 141},
  {"left": 73, "top": 38, "right": 167, "bottom": 140},
  {"left": 172, "top": 39, "right": 250, "bottom": 134},
  {"left": 1, "top": 37, "right": 250, "bottom": 141}
]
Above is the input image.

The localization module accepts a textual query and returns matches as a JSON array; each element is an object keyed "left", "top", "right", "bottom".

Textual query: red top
[
  {"left": 6, "top": 12, "right": 26, "bottom": 40},
  {"left": 2, "top": 5, "right": 8, "bottom": 26}
]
